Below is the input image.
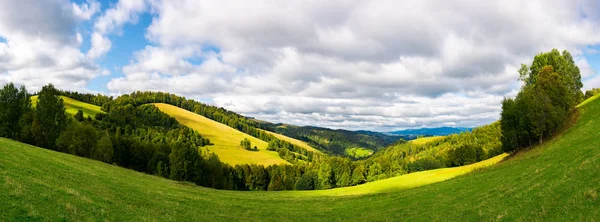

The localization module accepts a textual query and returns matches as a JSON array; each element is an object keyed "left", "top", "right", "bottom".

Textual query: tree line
[{"left": 500, "top": 49, "right": 583, "bottom": 152}]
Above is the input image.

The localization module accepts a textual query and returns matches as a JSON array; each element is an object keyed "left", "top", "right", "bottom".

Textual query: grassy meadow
[
  {"left": 344, "top": 147, "right": 374, "bottom": 158},
  {"left": 409, "top": 136, "right": 446, "bottom": 145},
  {"left": 153, "top": 103, "right": 288, "bottom": 166},
  {"left": 259, "top": 129, "right": 321, "bottom": 153},
  {"left": 31, "top": 95, "right": 105, "bottom": 118}
]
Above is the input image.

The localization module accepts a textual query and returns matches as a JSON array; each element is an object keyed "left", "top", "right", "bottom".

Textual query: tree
[
  {"left": 501, "top": 50, "right": 583, "bottom": 152},
  {"left": 240, "top": 138, "right": 253, "bottom": 151},
  {"left": 56, "top": 122, "right": 98, "bottom": 158},
  {"left": 350, "top": 164, "right": 366, "bottom": 185},
  {"left": 169, "top": 140, "right": 202, "bottom": 182},
  {"left": 268, "top": 167, "right": 285, "bottom": 191},
  {"left": 74, "top": 110, "right": 85, "bottom": 122},
  {"left": 95, "top": 132, "right": 114, "bottom": 163},
  {"left": 295, "top": 171, "right": 317, "bottom": 190},
  {"left": 0, "top": 83, "right": 30, "bottom": 139},
  {"left": 34, "top": 84, "right": 67, "bottom": 149},
  {"left": 318, "top": 163, "right": 335, "bottom": 189}
]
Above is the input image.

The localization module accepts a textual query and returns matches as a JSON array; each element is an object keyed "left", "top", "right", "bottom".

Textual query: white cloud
[
  {"left": 87, "top": 0, "right": 147, "bottom": 59},
  {"left": 104, "top": 0, "right": 600, "bottom": 130},
  {"left": 0, "top": 0, "right": 102, "bottom": 91},
  {"left": 72, "top": 0, "right": 100, "bottom": 20}
]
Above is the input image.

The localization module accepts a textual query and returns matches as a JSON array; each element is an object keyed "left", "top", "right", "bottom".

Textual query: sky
[{"left": 1, "top": 0, "right": 600, "bottom": 132}]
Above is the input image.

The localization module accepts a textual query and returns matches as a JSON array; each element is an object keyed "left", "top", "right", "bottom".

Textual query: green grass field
[
  {"left": 409, "top": 136, "right": 446, "bottom": 145},
  {"left": 344, "top": 147, "right": 374, "bottom": 158},
  {"left": 154, "top": 103, "right": 288, "bottom": 166},
  {"left": 2, "top": 96, "right": 599, "bottom": 220},
  {"left": 31, "top": 96, "right": 105, "bottom": 118}
]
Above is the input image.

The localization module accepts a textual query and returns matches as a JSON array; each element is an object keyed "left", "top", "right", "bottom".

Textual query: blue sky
[{"left": 1, "top": 0, "right": 600, "bottom": 131}]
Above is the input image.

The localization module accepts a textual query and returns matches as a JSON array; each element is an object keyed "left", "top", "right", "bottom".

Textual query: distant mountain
[{"left": 388, "top": 127, "right": 472, "bottom": 136}]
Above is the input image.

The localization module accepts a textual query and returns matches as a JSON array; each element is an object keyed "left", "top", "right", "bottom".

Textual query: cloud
[
  {"left": 72, "top": 0, "right": 100, "bottom": 20},
  {"left": 0, "top": 0, "right": 102, "bottom": 91},
  {"left": 104, "top": 0, "right": 600, "bottom": 130},
  {"left": 88, "top": 0, "right": 147, "bottom": 59}
]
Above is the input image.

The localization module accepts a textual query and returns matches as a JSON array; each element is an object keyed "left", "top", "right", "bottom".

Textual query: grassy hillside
[
  {"left": 0, "top": 137, "right": 506, "bottom": 221},
  {"left": 259, "top": 129, "right": 321, "bottom": 153},
  {"left": 31, "top": 95, "right": 104, "bottom": 118},
  {"left": 409, "top": 136, "right": 446, "bottom": 145},
  {"left": 154, "top": 103, "right": 288, "bottom": 166},
  {"left": 2, "top": 95, "right": 599, "bottom": 220}
]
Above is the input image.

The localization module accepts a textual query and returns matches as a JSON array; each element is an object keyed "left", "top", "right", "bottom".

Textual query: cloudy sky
[{"left": 1, "top": 0, "right": 600, "bottom": 131}]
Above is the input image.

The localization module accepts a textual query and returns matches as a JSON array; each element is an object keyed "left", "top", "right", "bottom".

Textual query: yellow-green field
[
  {"left": 259, "top": 129, "right": 321, "bottom": 153},
  {"left": 409, "top": 136, "right": 446, "bottom": 145},
  {"left": 344, "top": 147, "right": 374, "bottom": 158},
  {"left": 154, "top": 103, "right": 288, "bottom": 166},
  {"left": 31, "top": 96, "right": 104, "bottom": 118}
]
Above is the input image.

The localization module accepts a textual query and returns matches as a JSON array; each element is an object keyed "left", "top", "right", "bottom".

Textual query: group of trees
[
  {"left": 240, "top": 138, "right": 257, "bottom": 151},
  {"left": 585, "top": 88, "right": 600, "bottom": 100},
  {"left": 501, "top": 49, "right": 583, "bottom": 152}
]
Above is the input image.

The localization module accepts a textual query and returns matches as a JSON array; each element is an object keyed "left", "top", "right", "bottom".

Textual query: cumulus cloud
[
  {"left": 103, "top": 0, "right": 600, "bottom": 130},
  {"left": 0, "top": 0, "right": 103, "bottom": 91},
  {"left": 72, "top": 0, "right": 100, "bottom": 20},
  {"left": 88, "top": 0, "right": 147, "bottom": 59}
]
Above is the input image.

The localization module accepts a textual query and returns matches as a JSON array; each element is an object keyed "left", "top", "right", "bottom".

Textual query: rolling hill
[
  {"left": 31, "top": 95, "right": 105, "bottom": 118},
  {"left": 2, "top": 93, "right": 599, "bottom": 220},
  {"left": 261, "top": 124, "right": 404, "bottom": 156},
  {"left": 389, "top": 127, "right": 472, "bottom": 136},
  {"left": 153, "top": 103, "right": 289, "bottom": 166}
]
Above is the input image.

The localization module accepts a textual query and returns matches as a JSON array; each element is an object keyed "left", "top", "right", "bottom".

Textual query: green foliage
[
  {"left": 95, "top": 132, "right": 114, "bottom": 163},
  {"left": 501, "top": 50, "right": 581, "bottom": 152},
  {"left": 56, "top": 122, "right": 98, "bottom": 158},
  {"left": 34, "top": 84, "right": 67, "bottom": 149},
  {"left": 0, "top": 83, "right": 31, "bottom": 140},
  {"left": 74, "top": 110, "right": 85, "bottom": 122},
  {"left": 294, "top": 171, "right": 317, "bottom": 190},
  {"left": 169, "top": 140, "right": 202, "bottom": 182},
  {"left": 585, "top": 88, "right": 600, "bottom": 100},
  {"left": 447, "top": 144, "right": 484, "bottom": 167},
  {"left": 240, "top": 138, "right": 255, "bottom": 151}
]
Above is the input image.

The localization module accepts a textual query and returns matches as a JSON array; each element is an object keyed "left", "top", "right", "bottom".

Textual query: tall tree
[
  {"left": 34, "top": 84, "right": 67, "bottom": 149},
  {"left": 0, "top": 83, "right": 30, "bottom": 139}
]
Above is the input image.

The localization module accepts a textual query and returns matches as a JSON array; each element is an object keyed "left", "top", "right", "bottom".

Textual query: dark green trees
[
  {"left": 56, "top": 122, "right": 98, "bottom": 157},
  {"left": 74, "top": 110, "right": 85, "bottom": 121},
  {"left": 34, "top": 84, "right": 67, "bottom": 149},
  {"left": 501, "top": 50, "right": 582, "bottom": 152},
  {"left": 0, "top": 83, "right": 31, "bottom": 139}
]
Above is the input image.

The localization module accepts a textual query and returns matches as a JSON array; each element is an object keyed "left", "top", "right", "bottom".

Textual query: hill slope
[
  {"left": 259, "top": 129, "right": 321, "bottom": 153},
  {"left": 31, "top": 96, "right": 104, "bottom": 118},
  {"left": 153, "top": 103, "right": 288, "bottom": 166},
  {"left": 2, "top": 96, "right": 599, "bottom": 220}
]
